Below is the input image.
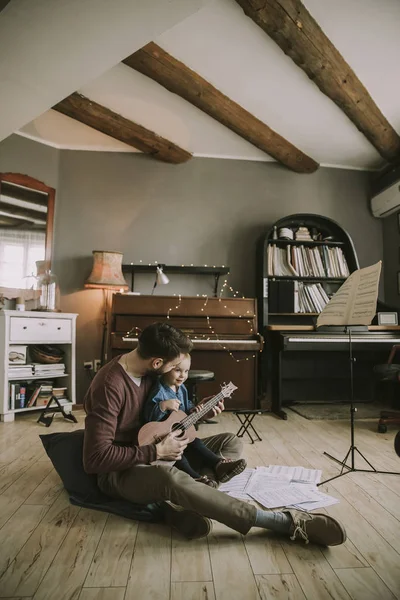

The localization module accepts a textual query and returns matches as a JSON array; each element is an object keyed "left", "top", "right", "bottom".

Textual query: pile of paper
[{"left": 219, "top": 465, "right": 339, "bottom": 512}]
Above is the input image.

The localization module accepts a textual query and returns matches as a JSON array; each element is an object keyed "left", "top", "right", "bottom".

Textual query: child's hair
[{"left": 137, "top": 322, "right": 193, "bottom": 361}]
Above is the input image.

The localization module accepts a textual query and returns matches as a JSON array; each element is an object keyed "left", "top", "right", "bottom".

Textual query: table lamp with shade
[{"left": 84, "top": 250, "right": 129, "bottom": 366}]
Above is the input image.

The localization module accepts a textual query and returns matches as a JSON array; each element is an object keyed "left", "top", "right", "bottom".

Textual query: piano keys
[
  {"left": 121, "top": 336, "right": 260, "bottom": 351},
  {"left": 282, "top": 332, "right": 400, "bottom": 352},
  {"left": 109, "top": 294, "right": 263, "bottom": 409}
]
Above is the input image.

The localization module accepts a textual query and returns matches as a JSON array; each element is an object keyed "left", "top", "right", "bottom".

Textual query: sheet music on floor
[
  {"left": 218, "top": 465, "right": 339, "bottom": 511},
  {"left": 259, "top": 465, "right": 322, "bottom": 484},
  {"left": 219, "top": 468, "right": 255, "bottom": 500},
  {"left": 245, "top": 468, "right": 321, "bottom": 509},
  {"left": 291, "top": 490, "right": 339, "bottom": 511}
]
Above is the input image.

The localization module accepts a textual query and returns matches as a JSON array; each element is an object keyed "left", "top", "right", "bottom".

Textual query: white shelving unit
[{"left": 0, "top": 310, "right": 78, "bottom": 422}]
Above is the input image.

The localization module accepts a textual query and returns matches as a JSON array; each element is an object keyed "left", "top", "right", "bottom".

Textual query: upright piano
[
  {"left": 109, "top": 294, "right": 263, "bottom": 410},
  {"left": 268, "top": 324, "right": 400, "bottom": 419}
]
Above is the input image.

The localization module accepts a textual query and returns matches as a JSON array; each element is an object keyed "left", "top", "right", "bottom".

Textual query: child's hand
[
  {"left": 197, "top": 396, "right": 225, "bottom": 418},
  {"left": 160, "top": 399, "right": 181, "bottom": 412}
]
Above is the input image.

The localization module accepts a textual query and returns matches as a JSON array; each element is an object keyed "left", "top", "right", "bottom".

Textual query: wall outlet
[
  {"left": 94, "top": 359, "right": 101, "bottom": 372},
  {"left": 84, "top": 360, "right": 93, "bottom": 371}
]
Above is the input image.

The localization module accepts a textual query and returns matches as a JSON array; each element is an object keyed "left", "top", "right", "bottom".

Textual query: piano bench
[{"left": 233, "top": 409, "right": 269, "bottom": 444}]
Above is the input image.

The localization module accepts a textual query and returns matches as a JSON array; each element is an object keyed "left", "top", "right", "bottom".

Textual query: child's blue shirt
[{"left": 144, "top": 380, "right": 195, "bottom": 422}]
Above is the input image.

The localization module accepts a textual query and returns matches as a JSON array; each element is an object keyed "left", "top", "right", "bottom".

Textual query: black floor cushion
[{"left": 40, "top": 429, "right": 163, "bottom": 522}]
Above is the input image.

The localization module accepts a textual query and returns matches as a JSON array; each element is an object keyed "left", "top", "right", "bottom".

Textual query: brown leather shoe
[
  {"left": 284, "top": 509, "right": 346, "bottom": 546},
  {"left": 163, "top": 501, "right": 212, "bottom": 540},
  {"left": 215, "top": 458, "right": 247, "bottom": 483}
]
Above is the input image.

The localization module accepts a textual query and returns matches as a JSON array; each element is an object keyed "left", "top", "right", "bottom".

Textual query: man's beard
[{"left": 146, "top": 364, "right": 165, "bottom": 375}]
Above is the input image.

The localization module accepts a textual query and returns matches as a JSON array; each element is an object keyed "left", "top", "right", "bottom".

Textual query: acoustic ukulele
[{"left": 138, "top": 381, "right": 238, "bottom": 450}]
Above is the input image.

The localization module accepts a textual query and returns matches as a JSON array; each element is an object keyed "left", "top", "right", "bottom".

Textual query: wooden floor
[{"left": 0, "top": 410, "right": 400, "bottom": 600}]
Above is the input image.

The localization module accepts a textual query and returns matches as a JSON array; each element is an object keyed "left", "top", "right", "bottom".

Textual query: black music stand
[{"left": 319, "top": 325, "right": 400, "bottom": 485}]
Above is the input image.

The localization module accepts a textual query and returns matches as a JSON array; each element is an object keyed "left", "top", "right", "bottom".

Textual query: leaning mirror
[{"left": 0, "top": 173, "right": 55, "bottom": 291}]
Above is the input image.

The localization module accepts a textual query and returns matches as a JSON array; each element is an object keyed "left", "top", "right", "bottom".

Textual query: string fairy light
[
  {"left": 123, "top": 260, "right": 261, "bottom": 362},
  {"left": 166, "top": 293, "right": 182, "bottom": 319},
  {"left": 125, "top": 325, "right": 142, "bottom": 339}
]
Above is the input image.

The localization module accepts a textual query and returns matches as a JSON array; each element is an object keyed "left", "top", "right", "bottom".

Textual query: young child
[{"left": 144, "top": 354, "right": 246, "bottom": 487}]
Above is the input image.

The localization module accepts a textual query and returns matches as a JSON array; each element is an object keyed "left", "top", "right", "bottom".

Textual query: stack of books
[
  {"left": 8, "top": 364, "right": 34, "bottom": 378},
  {"left": 52, "top": 387, "right": 71, "bottom": 406},
  {"left": 30, "top": 382, "right": 54, "bottom": 406},
  {"left": 295, "top": 226, "right": 312, "bottom": 241},
  {"left": 33, "top": 363, "right": 66, "bottom": 377},
  {"left": 25, "top": 382, "right": 70, "bottom": 408}
]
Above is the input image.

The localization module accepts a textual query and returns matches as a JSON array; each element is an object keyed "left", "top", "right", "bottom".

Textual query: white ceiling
[
  {"left": 6, "top": 0, "right": 400, "bottom": 170},
  {"left": 0, "top": 0, "right": 211, "bottom": 141}
]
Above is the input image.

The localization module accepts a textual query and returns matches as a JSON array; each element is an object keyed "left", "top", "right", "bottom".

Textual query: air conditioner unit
[{"left": 371, "top": 164, "right": 400, "bottom": 218}]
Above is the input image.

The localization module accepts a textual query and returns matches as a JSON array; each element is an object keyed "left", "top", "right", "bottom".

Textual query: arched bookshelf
[{"left": 257, "top": 214, "right": 359, "bottom": 331}]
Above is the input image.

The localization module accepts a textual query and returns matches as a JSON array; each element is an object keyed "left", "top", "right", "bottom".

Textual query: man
[{"left": 84, "top": 322, "right": 346, "bottom": 546}]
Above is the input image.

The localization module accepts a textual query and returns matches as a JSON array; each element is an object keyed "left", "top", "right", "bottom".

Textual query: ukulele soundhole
[{"left": 171, "top": 422, "right": 186, "bottom": 437}]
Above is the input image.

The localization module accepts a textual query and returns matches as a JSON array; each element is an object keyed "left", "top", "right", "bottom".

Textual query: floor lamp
[{"left": 84, "top": 251, "right": 129, "bottom": 366}]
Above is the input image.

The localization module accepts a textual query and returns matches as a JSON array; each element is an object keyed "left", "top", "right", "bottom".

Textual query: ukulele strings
[{"left": 180, "top": 390, "right": 227, "bottom": 430}]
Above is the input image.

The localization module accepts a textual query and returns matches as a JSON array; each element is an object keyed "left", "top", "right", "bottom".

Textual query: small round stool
[{"left": 186, "top": 369, "right": 215, "bottom": 425}]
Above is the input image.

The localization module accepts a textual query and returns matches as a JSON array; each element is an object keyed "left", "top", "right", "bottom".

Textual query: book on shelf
[
  {"left": 9, "top": 382, "right": 27, "bottom": 410},
  {"left": 32, "top": 363, "right": 65, "bottom": 375},
  {"left": 269, "top": 280, "right": 331, "bottom": 314},
  {"left": 295, "top": 226, "right": 312, "bottom": 241},
  {"left": 24, "top": 380, "right": 56, "bottom": 407},
  {"left": 8, "top": 362, "right": 66, "bottom": 379},
  {"left": 23, "top": 381, "right": 71, "bottom": 408},
  {"left": 53, "top": 386, "right": 67, "bottom": 397},
  {"left": 267, "top": 244, "right": 349, "bottom": 278},
  {"left": 8, "top": 364, "right": 34, "bottom": 378},
  {"left": 37, "top": 395, "right": 71, "bottom": 407},
  {"left": 26, "top": 384, "right": 43, "bottom": 407}
]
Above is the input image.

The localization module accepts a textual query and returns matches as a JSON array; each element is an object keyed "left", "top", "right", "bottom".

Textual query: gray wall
[
  {"left": 0, "top": 135, "right": 384, "bottom": 400},
  {"left": 55, "top": 150, "right": 382, "bottom": 399},
  {"left": 0, "top": 134, "right": 59, "bottom": 189}
]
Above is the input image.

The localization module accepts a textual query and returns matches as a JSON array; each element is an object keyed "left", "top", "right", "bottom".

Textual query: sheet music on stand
[{"left": 317, "top": 261, "right": 381, "bottom": 328}]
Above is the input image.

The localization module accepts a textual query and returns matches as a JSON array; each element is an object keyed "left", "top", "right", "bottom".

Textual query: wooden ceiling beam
[
  {"left": 53, "top": 93, "right": 192, "bottom": 164},
  {"left": 235, "top": 0, "right": 400, "bottom": 163},
  {"left": 124, "top": 42, "right": 318, "bottom": 174},
  {"left": 0, "top": 1, "right": 11, "bottom": 14}
]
